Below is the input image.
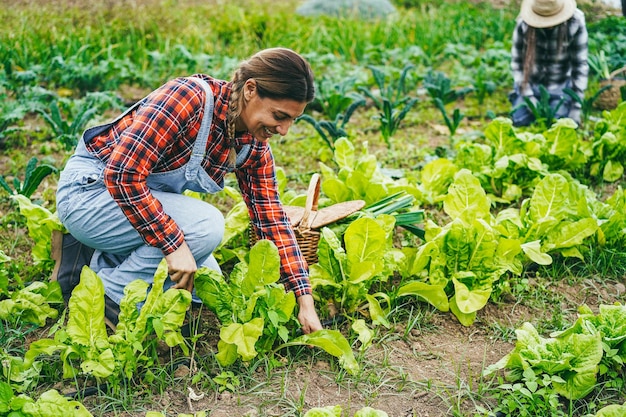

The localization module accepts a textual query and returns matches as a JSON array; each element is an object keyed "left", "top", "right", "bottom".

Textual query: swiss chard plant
[
  {"left": 23, "top": 263, "right": 190, "bottom": 387},
  {"left": 195, "top": 240, "right": 358, "bottom": 374},
  {"left": 319, "top": 137, "right": 422, "bottom": 206},
  {"left": 310, "top": 215, "right": 402, "bottom": 325},
  {"left": 400, "top": 169, "right": 522, "bottom": 326}
]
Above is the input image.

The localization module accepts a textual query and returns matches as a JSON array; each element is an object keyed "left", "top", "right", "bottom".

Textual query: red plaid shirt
[{"left": 85, "top": 75, "right": 311, "bottom": 296}]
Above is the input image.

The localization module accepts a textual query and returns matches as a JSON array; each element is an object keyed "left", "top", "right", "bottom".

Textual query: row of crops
[{"left": 1, "top": 1, "right": 626, "bottom": 416}]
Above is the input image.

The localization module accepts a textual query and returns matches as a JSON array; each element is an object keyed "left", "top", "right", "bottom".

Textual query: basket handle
[
  {"left": 299, "top": 173, "right": 321, "bottom": 229},
  {"left": 609, "top": 66, "right": 626, "bottom": 80}
]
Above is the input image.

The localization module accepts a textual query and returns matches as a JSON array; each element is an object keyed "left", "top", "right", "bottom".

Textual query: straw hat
[{"left": 520, "top": 0, "right": 576, "bottom": 28}]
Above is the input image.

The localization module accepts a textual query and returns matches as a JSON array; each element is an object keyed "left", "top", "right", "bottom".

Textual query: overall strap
[
  {"left": 82, "top": 98, "right": 146, "bottom": 142},
  {"left": 185, "top": 77, "right": 215, "bottom": 180}
]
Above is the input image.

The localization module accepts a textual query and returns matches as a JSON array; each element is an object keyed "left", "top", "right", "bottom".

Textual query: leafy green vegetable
[
  {"left": 10, "top": 195, "right": 65, "bottom": 267},
  {"left": 311, "top": 216, "right": 400, "bottom": 316},
  {"left": 1, "top": 381, "right": 93, "bottom": 417},
  {"left": 197, "top": 240, "right": 358, "bottom": 374},
  {"left": 0, "top": 281, "right": 62, "bottom": 326},
  {"left": 484, "top": 321, "right": 603, "bottom": 400},
  {"left": 24, "top": 263, "right": 190, "bottom": 384},
  {"left": 403, "top": 169, "right": 521, "bottom": 325}
]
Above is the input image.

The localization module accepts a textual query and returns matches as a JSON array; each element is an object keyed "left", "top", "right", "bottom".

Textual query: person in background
[
  {"left": 509, "top": 0, "right": 589, "bottom": 127},
  {"left": 54, "top": 47, "right": 323, "bottom": 334}
]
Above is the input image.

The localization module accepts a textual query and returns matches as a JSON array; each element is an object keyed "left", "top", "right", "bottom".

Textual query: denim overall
[{"left": 56, "top": 77, "right": 234, "bottom": 305}]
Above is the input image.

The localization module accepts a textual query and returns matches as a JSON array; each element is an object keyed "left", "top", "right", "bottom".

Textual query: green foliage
[
  {"left": 423, "top": 70, "right": 472, "bottom": 106},
  {"left": 403, "top": 169, "right": 521, "bottom": 325},
  {"left": 564, "top": 85, "right": 613, "bottom": 130},
  {"left": 21, "top": 264, "right": 190, "bottom": 388},
  {"left": 0, "top": 281, "right": 62, "bottom": 326},
  {"left": 195, "top": 240, "right": 358, "bottom": 374},
  {"left": 493, "top": 368, "right": 567, "bottom": 417},
  {"left": 0, "top": 95, "right": 27, "bottom": 144},
  {"left": 588, "top": 103, "right": 626, "bottom": 182},
  {"left": 433, "top": 97, "right": 464, "bottom": 138},
  {"left": 310, "top": 216, "right": 401, "bottom": 318},
  {"left": 0, "top": 157, "right": 57, "bottom": 198},
  {"left": 319, "top": 137, "right": 423, "bottom": 205},
  {"left": 0, "top": 382, "right": 93, "bottom": 417},
  {"left": 552, "top": 303, "right": 626, "bottom": 391},
  {"left": 312, "top": 76, "right": 364, "bottom": 120},
  {"left": 297, "top": 94, "right": 365, "bottom": 150},
  {"left": 212, "top": 371, "right": 241, "bottom": 393},
  {"left": 423, "top": 70, "right": 471, "bottom": 140},
  {"left": 37, "top": 92, "right": 121, "bottom": 151},
  {"left": 593, "top": 401, "right": 626, "bottom": 417},
  {"left": 516, "top": 85, "right": 566, "bottom": 129},
  {"left": 485, "top": 304, "right": 626, "bottom": 412},
  {"left": 358, "top": 64, "right": 418, "bottom": 147},
  {"left": 471, "top": 63, "right": 497, "bottom": 106},
  {"left": 484, "top": 321, "right": 603, "bottom": 400},
  {"left": 10, "top": 195, "right": 64, "bottom": 267}
]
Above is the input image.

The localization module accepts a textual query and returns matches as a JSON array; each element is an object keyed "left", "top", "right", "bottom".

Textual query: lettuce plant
[
  {"left": 504, "top": 172, "right": 599, "bottom": 264},
  {"left": 195, "top": 240, "right": 358, "bottom": 374},
  {"left": 319, "top": 137, "right": 422, "bottom": 206},
  {"left": 23, "top": 263, "right": 190, "bottom": 384},
  {"left": 0, "top": 382, "right": 93, "bottom": 417},
  {"left": 310, "top": 215, "right": 402, "bottom": 319},
  {"left": 483, "top": 321, "right": 603, "bottom": 400},
  {"left": 551, "top": 303, "right": 626, "bottom": 388},
  {"left": 10, "top": 195, "right": 64, "bottom": 268},
  {"left": 485, "top": 303, "right": 626, "bottom": 403},
  {"left": 401, "top": 169, "right": 522, "bottom": 325},
  {"left": 0, "top": 281, "right": 62, "bottom": 326},
  {"left": 588, "top": 103, "right": 626, "bottom": 182},
  {"left": 594, "top": 401, "right": 626, "bottom": 417}
]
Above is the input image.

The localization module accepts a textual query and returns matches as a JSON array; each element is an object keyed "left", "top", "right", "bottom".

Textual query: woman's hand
[
  {"left": 165, "top": 241, "right": 197, "bottom": 293},
  {"left": 297, "top": 294, "right": 323, "bottom": 334}
]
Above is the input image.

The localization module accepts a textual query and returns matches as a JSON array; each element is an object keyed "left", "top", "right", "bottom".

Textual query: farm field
[{"left": 1, "top": 0, "right": 626, "bottom": 416}]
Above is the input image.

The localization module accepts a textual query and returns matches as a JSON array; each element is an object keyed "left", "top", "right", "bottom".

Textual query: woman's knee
[{"left": 185, "top": 204, "right": 225, "bottom": 255}]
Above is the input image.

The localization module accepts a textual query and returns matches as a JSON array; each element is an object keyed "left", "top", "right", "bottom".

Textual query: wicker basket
[
  {"left": 249, "top": 174, "right": 365, "bottom": 265},
  {"left": 595, "top": 66, "right": 626, "bottom": 111}
]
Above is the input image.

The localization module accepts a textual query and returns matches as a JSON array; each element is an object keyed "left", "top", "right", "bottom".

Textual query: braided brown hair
[{"left": 225, "top": 48, "right": 315, "bottom": 165}]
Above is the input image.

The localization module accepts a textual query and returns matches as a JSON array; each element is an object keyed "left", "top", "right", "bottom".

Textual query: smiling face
[{"left": 236, "top": 79, "right": 307, "bottom": 141}]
